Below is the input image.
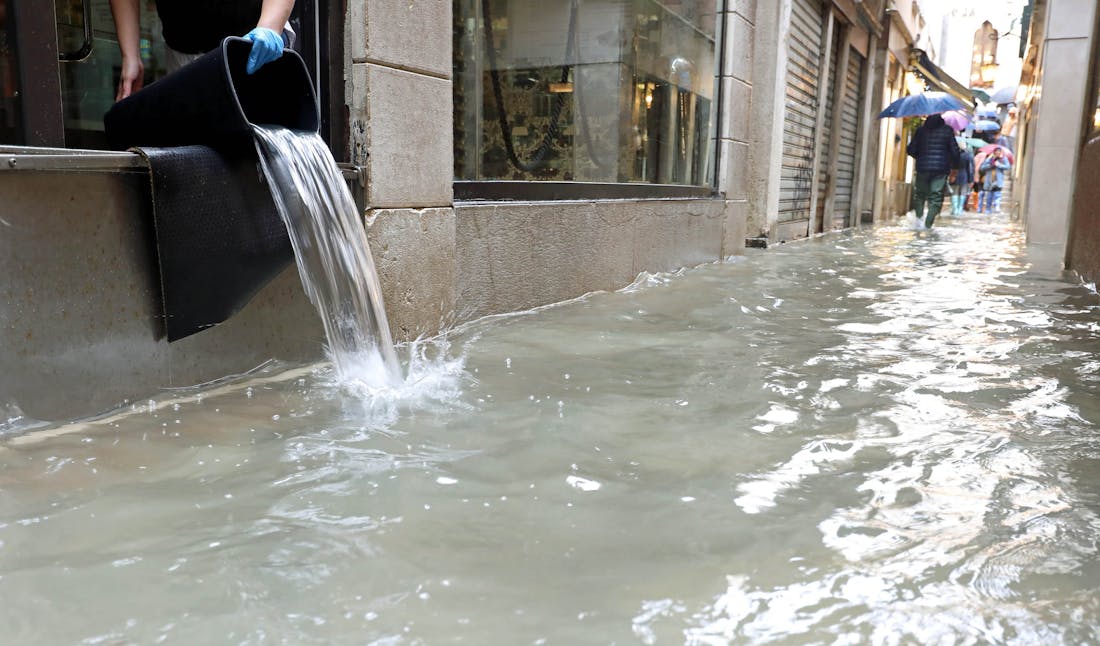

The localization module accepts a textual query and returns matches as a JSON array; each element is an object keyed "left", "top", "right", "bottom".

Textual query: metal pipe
[{"left": 0, "top": 147, "right": 362, "bottom": 181}]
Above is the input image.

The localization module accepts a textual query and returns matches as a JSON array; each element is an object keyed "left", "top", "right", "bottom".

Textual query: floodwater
[{"left": 2, "top": 215, "right": 1100, "bottom": 644}]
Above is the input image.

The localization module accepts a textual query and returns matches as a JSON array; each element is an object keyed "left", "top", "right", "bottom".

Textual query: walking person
[
  {"left": 978, "top": 147, "right": 1011, "bottom": 214},
  {"left": 950, "top": 141, "right": 974, "bottom": 215},
  {"left": 972, "top": 150, "right": 987, "bottom": 212},
  {"left": 906, "top": 114, "right": 961, "bottom": 228}
]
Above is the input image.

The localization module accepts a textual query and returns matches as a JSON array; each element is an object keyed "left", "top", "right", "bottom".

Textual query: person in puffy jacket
[{"left": 906, "top": 114, "right": 961, "bottom": 228}]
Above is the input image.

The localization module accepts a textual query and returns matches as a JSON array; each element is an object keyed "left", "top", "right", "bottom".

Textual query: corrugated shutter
[
  {"left": 779, "top": 0, "right": 824, "bottom": 224},
  {"left": 833, "top": 50, "right": 864, "bottom": 228}
]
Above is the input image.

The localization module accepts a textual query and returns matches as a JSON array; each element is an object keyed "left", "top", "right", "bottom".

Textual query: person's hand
[
  {"left": 116, "top": 53, "right": 144, "bottom": 101},
  {"left": 243, "top": 27, "right": 284, "bottom": 74}
]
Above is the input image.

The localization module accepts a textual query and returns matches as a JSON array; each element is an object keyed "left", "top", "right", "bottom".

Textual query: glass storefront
[
  {"left": 0, "top": 0, "right": 18, "bottom": 144},
  {"left": 454, "top": 0, "right": 718, "bottom": 187},
  {"left": 57, "top": 0, "right": 170, "bottom": 149},
  {"left": 2, "top": 1, "right": 327, "bottom": 152},
  {"left": 0, "top": 0, "right": 172, "bottom": 148}
]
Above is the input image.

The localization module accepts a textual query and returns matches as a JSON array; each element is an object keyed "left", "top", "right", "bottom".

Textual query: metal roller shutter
[
  {"left": 779, "top": 0, "right": 824, "bottom": 225},
  {"left": 833, "top": 50, "right": 864, "bottom": 228}
]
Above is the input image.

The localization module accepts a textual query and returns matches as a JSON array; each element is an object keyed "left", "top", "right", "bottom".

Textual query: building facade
[
  {"left": 2, "top": 0, "right": 967, "bottom": 422},
  {"left": 926, "top": 0, "right": 1027, "bottom": 97},
  {"left": 1015, "top": 0, "right": 1100, "bottom": 284}
]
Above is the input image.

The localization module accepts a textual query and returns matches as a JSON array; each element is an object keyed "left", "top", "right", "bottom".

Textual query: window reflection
[
  {"left": 0, "top": 0, "right": 19, "bottom": 144},
  {"left": 59, "top": 0, "right": 169, "bottom": 149},
  {"left": 455, "top": 0, "right": 717, "bottom": 186},
  {"left": 1093, "top": 45, "right": 1100, "bottom": 134}
]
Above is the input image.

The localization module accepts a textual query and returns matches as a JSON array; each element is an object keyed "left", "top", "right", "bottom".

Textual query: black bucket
[{"left": 105, "top": 36, "right": 318, "bottom": 152}]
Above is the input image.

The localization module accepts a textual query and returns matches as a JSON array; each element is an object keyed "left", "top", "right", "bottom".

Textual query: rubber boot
[{"left": 952, "top": 194, "right": 962, "bottom": 215}]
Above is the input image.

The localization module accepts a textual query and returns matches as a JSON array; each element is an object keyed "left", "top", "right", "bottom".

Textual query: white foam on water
[{"left": 318, "top": 337, "right": 471, "bottom": 425}]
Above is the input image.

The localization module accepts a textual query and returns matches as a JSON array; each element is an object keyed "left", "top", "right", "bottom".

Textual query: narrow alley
[{"left": 2, "top": 213, "right": 1097, "bottom": 643}]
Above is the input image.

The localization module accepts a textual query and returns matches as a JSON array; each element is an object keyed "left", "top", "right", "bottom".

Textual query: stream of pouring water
[{"left": 252, "top": 125, "right": 401, "bottom": 384}]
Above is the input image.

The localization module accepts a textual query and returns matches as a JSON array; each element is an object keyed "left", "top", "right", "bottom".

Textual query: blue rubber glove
[{"left": 243, "top": 27, "right": 284, "bottom": 74}]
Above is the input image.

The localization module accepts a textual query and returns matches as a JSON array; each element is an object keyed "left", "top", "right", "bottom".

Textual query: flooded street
[{"left": 2, "top": 215, "right": 1099, "bottom": 644}]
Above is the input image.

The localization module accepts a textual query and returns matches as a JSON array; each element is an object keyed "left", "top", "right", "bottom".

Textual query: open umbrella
[
  {"left": 975, "top": 105, "right": 999, "bottom": 119},
  {"left": 978, "top": 143, "right": 1014, "bottom": 164},
  {"left": 990, "top": 86, "right": 1018, "bottom": 104},
  {"left": 956, "top": 136, "right": 986, "bottom": 150},
  {"left": 942, "top": 110, "right": 970, "bottom": 131},
  {"left": 973, "top": 120, "right": 1001, "bottom": 132},
  {"left": 878, "top": 91, "right": 967, "bottom": 118},
  {"left": 970, "top": 88, "right": 991, "bottom": 104}
]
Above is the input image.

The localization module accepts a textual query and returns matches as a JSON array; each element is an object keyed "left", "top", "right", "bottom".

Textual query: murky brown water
[{"left": 2, "top": 214, "right": 1099, "bottom": 644}]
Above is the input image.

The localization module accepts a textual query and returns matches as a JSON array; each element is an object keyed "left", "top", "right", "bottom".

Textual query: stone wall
[
  {"left": 1020, "top": 0, "right": 1097, "bottom": 247},
  {"left": 346, "top": 0, "right": 746, "bottom": 341},
  {"left": 346, "top": 1, "right": 458, "bottom": 341},
  {"left": 1, "top": 1, "right": 753, "bottom": 424}
]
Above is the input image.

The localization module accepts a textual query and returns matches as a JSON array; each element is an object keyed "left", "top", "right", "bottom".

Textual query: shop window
[
  {"left": 454, "top": 0, "right": 718, "bottom": 192},
  {"left": 0, "top": 0, "right": 17, "bottom": 143},
  {"left": 2, "top": 0, "right": 337, "bottom": 156},
  {"left": 57, "top": 0, "right": 171, "bottom": 149},
  {"left": 1092, "top": 21, "right": 1100, "bottom": 136}
]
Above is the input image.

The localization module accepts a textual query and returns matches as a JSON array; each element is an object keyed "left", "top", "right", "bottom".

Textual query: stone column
[
  {"left": 346, "top": 1, "right": 457, "bottom": 341},
  {"left": 1022, "top": 0, "right": 1097, "bottom": 248},
  {"left": 718, "top": 0, "right": 759, "bottom": 255},
  {"left": 742, "top": 0, "right": 788, "bottom": 245}
]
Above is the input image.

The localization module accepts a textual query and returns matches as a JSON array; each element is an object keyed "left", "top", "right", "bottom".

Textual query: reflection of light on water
[
  {"left": 750, "top": 404, "right": 798, "bottom": 434},
  {"left": 565, "top": 475, "right": 601, "bottom": 492},
  {"left": 734, "top": 437, "right": 859, "bottom": 514},
  {"left": 710, "top": 218, "right": 1100, "bottom": 641},
  {"left": 1008, "top": 378, "right": 1084, "bottom": 423},
  {"left": 680, "top": 571, "right": 1075, "bottom": 644}
]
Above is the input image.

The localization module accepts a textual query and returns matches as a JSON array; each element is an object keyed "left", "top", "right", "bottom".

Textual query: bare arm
[
  {"left": 257, "top": 0, "right": 295, "bottom": 33},
  {"left": 109, "top": 0, "right": 143, "bottom": 100}
]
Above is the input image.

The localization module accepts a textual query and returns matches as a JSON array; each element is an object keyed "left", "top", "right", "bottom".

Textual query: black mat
[{"left": 136, "top": 145, "right": 293, "bottom": 342}]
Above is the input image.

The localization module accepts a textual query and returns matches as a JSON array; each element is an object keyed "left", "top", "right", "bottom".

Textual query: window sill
[
  {"left": 0, "top": 145, "right": 361, "bottom": 182},
  {"left": 454, "top": 181, "right": 717, "bottom": 202}
]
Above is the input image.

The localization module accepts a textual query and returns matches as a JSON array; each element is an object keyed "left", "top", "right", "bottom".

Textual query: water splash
[
  {"left": 321, "top": 337, "right": 471, "bottom": 424},
  {"left": 252, "top": 126, "right": 401, "bottom": 384}
]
